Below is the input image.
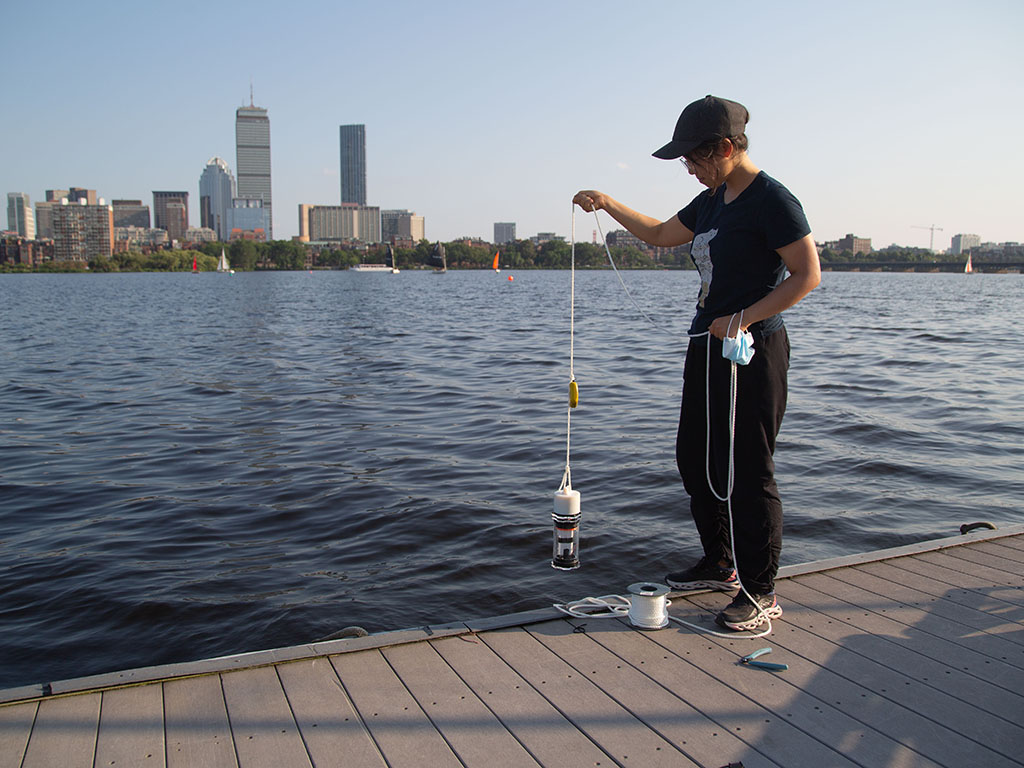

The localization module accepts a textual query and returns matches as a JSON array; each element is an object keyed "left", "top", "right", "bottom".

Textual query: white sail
[{"left": 217, "top": 248, "right": 230, "bottom": 273}]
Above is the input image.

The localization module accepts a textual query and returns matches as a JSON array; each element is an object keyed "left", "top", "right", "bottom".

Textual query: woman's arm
[
  {"left": 708, "top": 234, "right": 821, "bottom": 339},
  {"left": 573, "top": 190, "right": 694, "bottom": 248}
]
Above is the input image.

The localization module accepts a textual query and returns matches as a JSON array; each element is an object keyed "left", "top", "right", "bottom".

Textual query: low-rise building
[
  {"left": 382, "top": 209, "right": 424, "bottom": 244},
  {"left": 299, "top": 203, "right": 380, "bottom": 244},
  {"left": 114, "top": 226, "right": 169, "bottom": 252}
]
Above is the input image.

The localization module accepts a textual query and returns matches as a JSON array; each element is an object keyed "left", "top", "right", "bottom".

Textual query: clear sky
[{"left": 4, "top": 0, "right": 1022, "bottom": 250}]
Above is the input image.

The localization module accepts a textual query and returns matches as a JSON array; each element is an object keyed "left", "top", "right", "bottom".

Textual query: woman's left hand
[{"left": 708, "top": 313, "right": 746, "bottom": 340}]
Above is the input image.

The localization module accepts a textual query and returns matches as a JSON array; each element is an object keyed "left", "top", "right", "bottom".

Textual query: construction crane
[{"left": 912, "top": 224, "right": 944, "bottom": 252}]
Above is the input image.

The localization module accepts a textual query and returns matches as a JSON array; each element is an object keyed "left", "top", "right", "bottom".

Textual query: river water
[{"left": 0, "top": 269, "right": 1021, "bottom": 688}]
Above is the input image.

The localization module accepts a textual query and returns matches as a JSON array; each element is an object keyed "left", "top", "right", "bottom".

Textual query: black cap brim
[{"left": 652, "top": 138, "right": 702, "bottom": 160}]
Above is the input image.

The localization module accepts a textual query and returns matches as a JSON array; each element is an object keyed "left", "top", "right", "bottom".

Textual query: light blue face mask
[{"left": 721, "top": 311, "right": 755, "bottom": 365}]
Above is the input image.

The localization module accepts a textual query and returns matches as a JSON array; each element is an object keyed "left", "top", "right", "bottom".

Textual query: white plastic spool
[{"left": 626, "top": 582, "right": 670, "bottom": 630}]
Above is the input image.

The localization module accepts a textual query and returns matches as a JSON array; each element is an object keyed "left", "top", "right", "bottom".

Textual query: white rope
[
  {"left": 691, "top": 321, "right": 775, "bottom": 634},
  {"left": 559, "top": 206, "right": 577, "bottom": 493},
  {"left": 554, "top": 593, "right": 772, "bottom": 639},
  {"left": 556, "top": 209, "right": 774, "bottom": 636},
  {"left": 592, "top": 211, "right": 667, "bottom": 332}
]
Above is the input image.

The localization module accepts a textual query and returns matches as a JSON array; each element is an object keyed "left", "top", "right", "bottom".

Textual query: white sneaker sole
[{"left": 720, "top": 602, "right": 783, "bottom": 631}]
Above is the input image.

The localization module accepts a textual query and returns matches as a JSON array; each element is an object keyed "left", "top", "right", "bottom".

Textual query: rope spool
[{"left": 626, "top": 582, "right": 670, "bottom": 630}]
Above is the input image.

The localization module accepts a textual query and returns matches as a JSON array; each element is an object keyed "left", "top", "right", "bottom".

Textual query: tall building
[
  {"left": 951, "top": 233, "right": 981, "bottom": 254},
  {"left": 339, "top": 124, "right": 367, "bottom": 205},
  {"left": 494, "top": 222, "right": 516, "bottom": 244},
  {"left": 53, "top": 199, "right": 113, "bottom": 261},
  {"left": 153, "top": 191, "right": 189, "bottom": 241},
  {"left": 236, "top": 101, "right": 273, "bottom": 239},
  {"left": 381, "top": 210, "right": 424, "bottom": 243},
  {"left": 199, "top": 157, "right": 235, "bottom": 241},
  {"left": 111, "top": 200, "right": 150, "bottom": 228},
  {"left": 7, "top": 193, "right": 35, "bottom": 239}
]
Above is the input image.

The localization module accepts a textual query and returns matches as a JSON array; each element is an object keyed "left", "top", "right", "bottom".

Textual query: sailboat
[
  {"left": 388, "top": 243, "right": 400, "bottom": 274},
  {"left": 964, "top": 252, "right": 974, "bottom": 274},
  {"left": 492, "top": 251, "right": 501, "bottom": 273},
  {"left": 217, "top": 247, "right": 233, "bottom": 274},
  {"left": 429, "top": 242, "right": 447, "bottom": 273},
  {"left": 192, "top": 255, "right": 198, "bottom": 273}
]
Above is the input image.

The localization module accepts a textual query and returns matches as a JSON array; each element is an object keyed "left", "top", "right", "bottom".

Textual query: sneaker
[
  {"left": 715, "top": 592, "right": 783, "bottom": 631},
  {"left": 666, "top": 557, "right": 739, "bottom": 592}
]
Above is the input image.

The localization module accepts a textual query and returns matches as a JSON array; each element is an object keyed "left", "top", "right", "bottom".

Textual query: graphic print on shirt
[{"left": 690, "top": 228, "right": 718, "bottom": 307}]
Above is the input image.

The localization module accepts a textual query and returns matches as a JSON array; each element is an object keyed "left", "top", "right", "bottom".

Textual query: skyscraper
[
  {"left": 236, "top": 101, "right": 272, "bottom": 239},
  {"left": 7, "top": 193, "right": 35, "bottom": 239},
  {"left": 153, "top": 191, "right": 189, "bottom": 242},
  {"left": 339, "top": 124, "right": 366, "bottom": 205},
  {"left": 199, "top": 157, "right": 235, "bottom": 241}
]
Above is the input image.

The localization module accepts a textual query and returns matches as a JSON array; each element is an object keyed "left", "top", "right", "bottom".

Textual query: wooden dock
[{"left": 2, "top": 524, "right": 1022, "bottom": 767}]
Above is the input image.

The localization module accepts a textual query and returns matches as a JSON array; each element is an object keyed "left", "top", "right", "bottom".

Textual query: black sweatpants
[{"left": 675, "top": 327, "right": 790, "bottom": 595}]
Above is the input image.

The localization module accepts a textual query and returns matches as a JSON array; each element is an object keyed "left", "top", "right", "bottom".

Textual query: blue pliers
[{"left": 739, "top": 647, "right": 788, "bottom": 671}]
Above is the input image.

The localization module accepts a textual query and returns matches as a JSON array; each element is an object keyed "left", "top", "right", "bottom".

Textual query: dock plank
[
  {"left": 651, "top": 601, "right": 942, "bottom": 768},
  {"left": 0, "top": 700, "right": 37, "bottom": 768},
  {"left": 221, "top": 666, "right": 311, "bottom": 768},
  {"left": 690, "top": 587, "right": 1023, "bottom": 768},
  {"left": 276, "top": 658, "right": 387, "bottom": 768},
  {"left": 774, "top": 577, "right": 1024, "bottom": 716},
  {"left": 431, "top": 633, "right": 614, "bottom": 768},
  {"left": 330, "top": 649, "right": 462, "bottom": 768},
  {"left": 482, "top": 623, "right": 699, "bottom": 767},
  {"left": 992, "top": 535, "right": 1024, "bottom": 554},
  {"left": 164, "top": 674, "right": 238, "bottom": 768},
  {"left": 526, "top": 617, "right": 787, "bottom": 768},
  {"left": 834, "top": 563, "right": 1024, "bottom": 647},
  {"left": 793, "top": 571, "right": 1024, "bottom": 675},
  {"left": 920, "top": 549, "right": 1024, "bottom": 589},
  {"left": 381, "top": 639, "right": 540, "bottom": 767},
  {"left": 874, "top": 555, "right": 1024, "bottom": 607},
  {"left": 764, "top": 582, "right": 1024, "bottom": 764},
  {"left": 94, "top": 684, "right": 165, "bottom": 767},
  {"left": 855, "top": 559, "right": 1024, "bottom": 640},
  {"left": 565, "top": 616, "right": 864, "bottom": 768},
  {"left": 969, "top": 539, "right": 1024, "bottom": 563},
  {"left": 21, "top": 693, "right": 100, "bottom": 768}
]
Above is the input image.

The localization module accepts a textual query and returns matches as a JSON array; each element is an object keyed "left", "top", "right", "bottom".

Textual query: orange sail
[{"left": 492, "top": 251, "right": 500, "bottom": 271}]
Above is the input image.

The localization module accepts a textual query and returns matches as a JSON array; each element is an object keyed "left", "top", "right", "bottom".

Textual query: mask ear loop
[{"left": 726, "top": 310, "right": 744, "bottom": 339}]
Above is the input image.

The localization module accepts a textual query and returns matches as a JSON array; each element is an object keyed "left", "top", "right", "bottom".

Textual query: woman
[{"left": 574, "top": 95, "right": 820, "bottom": 631}]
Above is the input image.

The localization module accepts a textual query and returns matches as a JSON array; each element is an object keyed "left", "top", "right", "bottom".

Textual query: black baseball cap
[{"left": 652, "top": 95, "right": 749, "bottom": 160}]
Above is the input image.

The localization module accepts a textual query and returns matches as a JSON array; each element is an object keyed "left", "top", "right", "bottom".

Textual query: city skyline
[{"left": 3, "top": 1, "right": 1022, "bottom": 249}]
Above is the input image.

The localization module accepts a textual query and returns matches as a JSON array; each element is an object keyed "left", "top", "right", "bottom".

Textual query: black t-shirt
[{"left": 677, "top": 171, "right": 810, "bottom": 337}]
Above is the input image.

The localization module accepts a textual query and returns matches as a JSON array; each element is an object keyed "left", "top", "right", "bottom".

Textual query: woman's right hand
[{"left": 573, "top": 190, "right": 606, "bottom": 212}]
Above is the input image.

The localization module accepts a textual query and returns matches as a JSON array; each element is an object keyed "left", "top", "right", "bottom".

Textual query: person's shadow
[{"left": 674, "top": 546, "right": 1024, "bottom": 767}]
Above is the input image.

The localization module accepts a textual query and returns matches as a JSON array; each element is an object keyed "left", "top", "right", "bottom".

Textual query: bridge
[{"left": 821, "top": 261, "right": 1023, "bottom": 273}]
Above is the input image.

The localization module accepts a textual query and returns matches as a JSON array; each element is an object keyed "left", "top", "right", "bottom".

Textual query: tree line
[{"left": 8, "top": 238, "right": 1013, "bottom": 274}]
